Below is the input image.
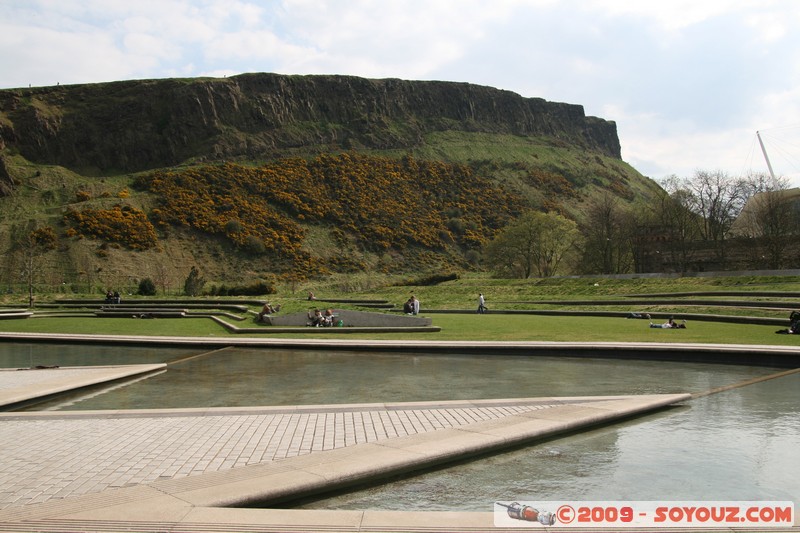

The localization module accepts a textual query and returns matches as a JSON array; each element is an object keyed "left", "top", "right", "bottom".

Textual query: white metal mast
[{"left": 756, "top": 130, "right": 777, "bottom": 180}]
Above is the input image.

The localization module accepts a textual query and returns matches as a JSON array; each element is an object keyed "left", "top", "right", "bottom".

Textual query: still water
[
  {"left": 297, "top": 373, "right": 800, "bottom": 511},
  {"left": 1, "top": 342, "right": 797, "bottom": 510},
  {"left": 0, "top": 342, "right": 777, "bottom": 409}
]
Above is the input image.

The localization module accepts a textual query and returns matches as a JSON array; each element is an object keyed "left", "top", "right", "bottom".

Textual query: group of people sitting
[
  {"left": 256, "top": 303, "right": 281, "bottom": 322},
  {"left": 402, "top": 295, "right": 420, "bottom": 315},
  {"left": 308, "top": 308, "right": 338, "bottom": 327},
  {"left": 104, "top": 290, "right": 121, "bottom": 304},
  {"left": 628, "top": 312, "right": 686, "bottom": 328}
]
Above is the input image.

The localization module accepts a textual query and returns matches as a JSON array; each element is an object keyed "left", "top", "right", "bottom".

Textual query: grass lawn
[
  {"left": 1, "top": 313, "right": 796, "bottom": 346},
  {"left": 1, "top": 273, "right": 798, "bottom": 346}
]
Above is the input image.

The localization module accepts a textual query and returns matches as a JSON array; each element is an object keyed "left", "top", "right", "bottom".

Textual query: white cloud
[
  {"left": 2, "top": 0, "right": 800, "bottom": 185},
  {"left": 583, "top": 0, "right": 764, "bottom": 32},
  {"left": 268, "top": 0, "right": 500, "bottom": 78}
]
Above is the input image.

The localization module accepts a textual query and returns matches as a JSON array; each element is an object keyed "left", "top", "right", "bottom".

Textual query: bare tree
[
  {"left": 650, "top": 177, "right": 702, "bottom": 272},
  {"left": 152, "top": 260, "right": 173, "bottom": 295},
  {"left": 16, "top": 227, "right": 57, "bottom": 307},
  {"left": 579, "top": 192, "right": 634, "bottom": 274},
  {"left": 687, "top": 170, "right": 747, "bottom": 266}
]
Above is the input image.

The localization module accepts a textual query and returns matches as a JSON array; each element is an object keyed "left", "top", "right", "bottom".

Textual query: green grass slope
[
  {"left": 0, "top": 78, "right": 661, "bottom": 289},
  {"left": 1, "top": 273, "right": 798, "bottom": 347}
]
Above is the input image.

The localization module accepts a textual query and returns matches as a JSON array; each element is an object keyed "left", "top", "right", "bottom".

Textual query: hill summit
[{"left": 0, "top": 73, "right": 621, "bottom": 175}]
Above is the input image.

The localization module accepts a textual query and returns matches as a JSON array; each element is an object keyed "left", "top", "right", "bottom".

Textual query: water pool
[
  {"left": 0, "top": 343, "right": 775, "bottom": 409},
  {"left": 1, "top": 342, "right": 796, "bottom": 511},
  {"left": 294, "top": 372, "right": 800, "bottom": 511}
]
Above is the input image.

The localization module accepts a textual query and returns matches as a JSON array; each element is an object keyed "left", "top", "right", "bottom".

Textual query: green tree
[
  {"left": 484, "top": 211, "right": 582, "bottom": 278},
  {"left": 137, "top": 277, "right": 157, "bottom": 296},
  {"left": 183, "top": 266, "right": 205, "bottom": 297},
  {"left": 17, "top": 226, "right": 58, "bottom": 307}
]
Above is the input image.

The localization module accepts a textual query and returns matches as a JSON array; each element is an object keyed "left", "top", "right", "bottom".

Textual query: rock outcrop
[
  {"left": 0, "top": 156, "right": 14, "bottom": 197},
  {"left": 0, "top": 73, "right": 621, "bottom": 175}
]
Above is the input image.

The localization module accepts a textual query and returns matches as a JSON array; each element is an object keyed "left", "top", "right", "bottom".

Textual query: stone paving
[
  {"left": 0, "top": 365, "right": 558, "bottom": 510},
  {"left": 0, "top": 367, "right": 94, "bottom": 391},
  {"left": 0, "top": 364, "right": 166, "bottom": 411}
]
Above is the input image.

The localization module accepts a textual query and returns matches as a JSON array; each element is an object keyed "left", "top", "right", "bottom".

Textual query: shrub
[
  {"left": 137, "top": 278, "right": 157, "bottom": 296},
  {"left": 397, "top": 272, "right": 460, "bottom": 286},
  {"left": 207, "top": 281, "right": 275, "bottom": 296},
  {"left": 243, "top": 234, "right": 266, "bottom": 255},
  {"left": 30, "top": 226, "right": 58, "bottom": 250},
  {"left": 465, "top": 249, "right": 481, "bottom": 266},
  {"left": 63, "top": 205, "right": 158, "bottom": 250},
  {"left": 183, "top": 266, "right": 205, "bottom": 296},
  {"left": 224, "top": 219, "right": 243, "bottom": 235},
  {"left": 134, "top": 153, "right": 526, "bottom": 273}
]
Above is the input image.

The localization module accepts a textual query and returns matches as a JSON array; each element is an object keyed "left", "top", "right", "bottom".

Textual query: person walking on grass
[{"left": 478, "top": 293, "right": 487, "bottom": 314}]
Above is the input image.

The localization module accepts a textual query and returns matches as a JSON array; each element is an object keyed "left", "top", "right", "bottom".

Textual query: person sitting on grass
[
  {"left": 308, "top": 308, "right": 324, "bottom": 327},
  {"left": 775, "top": 310, "right": 800, "bottom": 334},
  {"left": 256, "top": 303, "right": 280, "bottom": 323}
]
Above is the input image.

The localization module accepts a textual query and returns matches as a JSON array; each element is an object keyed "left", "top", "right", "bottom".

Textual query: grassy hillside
[{"left": 0, "top": 85, "right": 662, "bottom": 294}]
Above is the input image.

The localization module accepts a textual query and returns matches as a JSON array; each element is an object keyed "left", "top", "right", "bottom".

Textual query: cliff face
[
  {"left": 0, "top": 156, "right": 13, "bottom": 197},
  {"left": 0, "top": 73, "right": 621, "bottom": 175}
]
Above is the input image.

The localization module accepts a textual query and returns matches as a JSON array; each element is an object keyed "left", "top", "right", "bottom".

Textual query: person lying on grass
[{"left": 650, "top": 317, "right": 686, "bottom": 329}]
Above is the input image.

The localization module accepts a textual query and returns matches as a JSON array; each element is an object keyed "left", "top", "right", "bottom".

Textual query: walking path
[
  {"left": 0, "top": 364, "right": 165, "bottom": 409},
  {"left": 0, "top": 394, "right": 562, "bottom": 510}
]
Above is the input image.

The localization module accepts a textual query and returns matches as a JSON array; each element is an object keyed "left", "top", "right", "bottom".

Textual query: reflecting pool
[
  {"left": 1, "top": 342, "right": 797, "bottom": 511},
  {"left": 295, "top": 372, "right": 800, "bottom": 511},
  {"left": 0, "top": 343, "right": 776, "bottom": 410}
]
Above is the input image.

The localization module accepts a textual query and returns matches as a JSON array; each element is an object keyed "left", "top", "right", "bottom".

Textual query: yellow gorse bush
[
  {"left": 63, "top": 204, "right": 158, "bottom": 250},
  {"left": 132, "top": 153, "right": 525, "bottom": 263}
]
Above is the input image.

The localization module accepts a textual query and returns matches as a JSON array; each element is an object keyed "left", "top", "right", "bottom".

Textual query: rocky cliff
[{"left": 0, "top": 73, "right": 621, "bottom": 176}]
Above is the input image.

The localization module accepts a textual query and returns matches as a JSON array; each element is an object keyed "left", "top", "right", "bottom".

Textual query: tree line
[
  {"left": 4, "top": 162, "right": 798, "bottom": 300},
  {"left": 484, "top": 171, "right": 800, "bottom": 277}
]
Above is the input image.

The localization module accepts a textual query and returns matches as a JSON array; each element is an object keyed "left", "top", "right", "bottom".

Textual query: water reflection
[
  {"left": 4, "top": 344, "right": 774, "bottom": 410},
  {"left": 295, "top": 373, "right": 800, "bottom": 510},
  {"left": 0, "top": 342, "right": 196, "bottom": 368}
]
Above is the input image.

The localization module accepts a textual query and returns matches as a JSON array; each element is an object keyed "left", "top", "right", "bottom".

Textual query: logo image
[{"left": 496, "top": 502, "right": 556, "bottom": 525}]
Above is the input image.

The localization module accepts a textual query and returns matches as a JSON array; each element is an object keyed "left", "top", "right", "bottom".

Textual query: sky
[{"left": 2, "top": 0, "right": 800, "bottom": 185}]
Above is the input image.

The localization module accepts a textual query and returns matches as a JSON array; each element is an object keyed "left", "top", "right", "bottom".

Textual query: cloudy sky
[{"left": 2, "top": 0, "right": 800, "bottom": 184}]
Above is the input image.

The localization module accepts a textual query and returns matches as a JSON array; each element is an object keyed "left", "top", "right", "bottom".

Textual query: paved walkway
[
  {"left": 0, "top": 396, "right": 554, "bottom": 510},
  {"left": 0, "top": 364, "right": 165, "bottom": 409}
]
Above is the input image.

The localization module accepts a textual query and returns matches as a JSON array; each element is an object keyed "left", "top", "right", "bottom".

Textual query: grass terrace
[{"left": 0, "top": 273, "right": 798, "bottom": 346}]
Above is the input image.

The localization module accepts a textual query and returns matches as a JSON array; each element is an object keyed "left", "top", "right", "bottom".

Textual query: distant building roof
[{"left": 731, "top": 187, "right": 800, "bottom": 237}]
